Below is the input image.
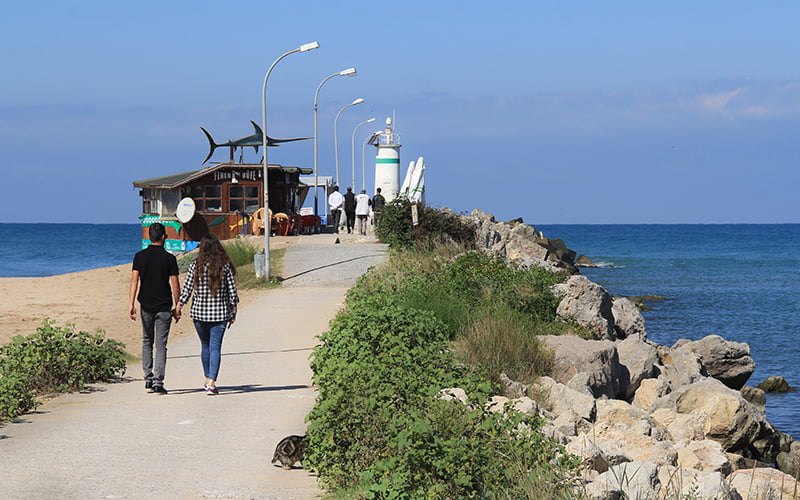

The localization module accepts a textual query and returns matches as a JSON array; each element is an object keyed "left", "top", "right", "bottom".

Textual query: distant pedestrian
[
  {"left": 371, "top": 187, "right": 386, "bottom": 226},
  {"left": 355, "top": 189, "right": 371, "bottom": 235},
  {"left": 176, "top": 233, "right": 239, "bottom": 396},
  {"left": 343, "top": 186, "right": 356, "bottom": 233},
  {"left": 327, "top": 186, "right": 343, "bottom": 234},
  {"left": 128, "top": 222, "right": 180, "bottom": 395}
]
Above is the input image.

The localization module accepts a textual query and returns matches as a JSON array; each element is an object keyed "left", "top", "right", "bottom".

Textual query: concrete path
[{"left": 0, "top": 234, "right": 388, "bottom": 500}]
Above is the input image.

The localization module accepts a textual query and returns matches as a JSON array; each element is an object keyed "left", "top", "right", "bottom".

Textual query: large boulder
[
  {"left": 534, "top": 376, "right": 597, "bottom": 422},
  {"left": 776, "top": 441, "right": 800, "bottom": 476},
  {"left": 655, "top": 344, "right": 707, "bottom": 389},
  {"left": 611, "top": 297, "right": 647, "bottom": 339},
  {"left": 650, "top": 408, "right": 707, "bottom": 441},
  {"left": 676, "top": 335, "right": 755, "bottom": 390},
  {"left": 616, "top": 336, "right": 659, "bottom": 400},
  {"left": 757, "top": 375, "right": 796, "bottom": 393},
  {"left": 740, "top": 386, "right": 766, "bottom": 413},
  {"left": 651, "top": 378, "right": 777, "bottom": 457},
  {"left": 469, "top": 209, "right": 576, "bottom": 272},
  {"left": 673, "top": 439, "right": 732, "bottom": 475},
  {"left": 565, "top": 434, "right": 610, "bottom": 473},
  {"left": 656, "top": 467, "right": 733, "bottom": 500},
  {"left": 595, "top": 399, "right": 670, "bottom": 441},
  {"left": 632, "top": 378, "right": 671, "bottom": 412},
  {"left": 729, "top": 467, "right": 800, "bottom": 500},
  {"left": 554, "top": 276, "right": 616, "bottom": 340},
  {"left": 540, "top": 335, "right": 622, "bottom": 399},
  {"left": 583, "top": 461, "right": 660, "bottom": 500},
  {"left": 590, "top": 423, "right": 677, "bottom": 466}
]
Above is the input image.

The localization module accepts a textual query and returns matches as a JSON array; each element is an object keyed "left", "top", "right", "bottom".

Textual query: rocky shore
[{"left": 462, "top": 209, "right": 800, "bottom": 499}]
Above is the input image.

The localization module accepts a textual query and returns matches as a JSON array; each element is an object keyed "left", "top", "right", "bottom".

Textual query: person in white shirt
[
  {"left": 355, "top": 189, "right": 371, "bottom": 236},
  {"left": 327, "top": 186, "right": 344, "bottom": 234}
]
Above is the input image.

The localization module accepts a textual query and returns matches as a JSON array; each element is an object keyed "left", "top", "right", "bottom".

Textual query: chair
[{"left": 251, "top": 207, "right": 271, "bottom": 236}]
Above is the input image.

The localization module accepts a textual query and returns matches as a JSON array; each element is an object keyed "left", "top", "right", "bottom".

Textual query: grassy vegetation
[
  {"left": 305, "top": 206, "right": 584, "bottom": 498},
  {"left": 177, "top": 237, "right": 284, "bottom": 289},
  {"left": 0, "top": 320, "right": 128, "bottom": 421}
]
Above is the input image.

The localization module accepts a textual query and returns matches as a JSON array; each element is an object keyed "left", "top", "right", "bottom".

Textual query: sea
[
  {"left": 1, "top": 222, "right": 798, "bottom": 438},
  {"left": 539, "top": 224, "right": 800, "bottom": 440}
]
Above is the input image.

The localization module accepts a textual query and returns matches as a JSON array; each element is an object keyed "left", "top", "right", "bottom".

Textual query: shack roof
[{"left": 132, "top": 162, "right": 312, "bottom": 189}]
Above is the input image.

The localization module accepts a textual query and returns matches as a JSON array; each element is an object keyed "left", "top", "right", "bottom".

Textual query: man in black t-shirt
[{"left": 128, "top": 223, "right": 180, "bottom": 395}]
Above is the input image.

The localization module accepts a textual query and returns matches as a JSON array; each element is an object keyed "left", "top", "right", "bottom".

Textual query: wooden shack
[{"left": 133, "top": 162, "right": 312, "bottom": 251}]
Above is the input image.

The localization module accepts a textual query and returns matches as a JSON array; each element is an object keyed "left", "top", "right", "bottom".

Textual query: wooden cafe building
[{"left": 133, "top": 162, "right": 314, "bottom": 252}]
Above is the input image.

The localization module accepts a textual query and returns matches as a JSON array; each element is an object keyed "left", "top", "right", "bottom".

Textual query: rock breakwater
[{"left": 460, "top": 208, "right": 800, "bottom": 498}]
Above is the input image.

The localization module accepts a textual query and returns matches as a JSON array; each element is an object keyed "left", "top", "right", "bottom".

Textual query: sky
[{"left": 1, "top": 1, "right": 798, "bottom": 224}]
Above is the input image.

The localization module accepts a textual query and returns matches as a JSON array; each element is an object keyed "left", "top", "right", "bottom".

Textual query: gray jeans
[{"left": 141, "top": 310, "right": 172, "bottom": 386}]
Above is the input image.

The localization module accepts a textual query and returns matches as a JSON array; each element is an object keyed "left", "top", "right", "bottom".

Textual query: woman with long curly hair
[{"left": 176, "top": 233, "right": 239, "bottom": 395}]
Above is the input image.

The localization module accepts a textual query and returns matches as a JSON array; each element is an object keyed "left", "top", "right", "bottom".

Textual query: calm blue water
[
  {"left": 0, "top": 223, "right": 142, "bottom": 277},
  {"left": 1, "top": 223, "right": 797, "bottom": 438},
  {"left": 539, "top": 224, "right": 800, "bottom": 440}
]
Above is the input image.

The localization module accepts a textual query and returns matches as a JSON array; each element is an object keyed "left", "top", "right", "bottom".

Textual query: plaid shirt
[{"left": 179, "top": 261, "right": 239, "bottom": 322}]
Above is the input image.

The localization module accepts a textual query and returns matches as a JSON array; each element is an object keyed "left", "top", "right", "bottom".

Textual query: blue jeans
[
  {"left": 194, "top": 320, "right": 227, "bottom": 381},
  {"left": 141, "top": 310, "right": 172, "bottom": 386}
]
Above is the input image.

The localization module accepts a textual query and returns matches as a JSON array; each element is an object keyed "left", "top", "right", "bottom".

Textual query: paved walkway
[{"left": 0, "top": 234, "right": 388, "bottom": 500}]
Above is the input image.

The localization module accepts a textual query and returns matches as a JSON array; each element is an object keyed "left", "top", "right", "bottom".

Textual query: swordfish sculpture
[{"left": 200, "top": 120, "right": 311, "bottom": 164}]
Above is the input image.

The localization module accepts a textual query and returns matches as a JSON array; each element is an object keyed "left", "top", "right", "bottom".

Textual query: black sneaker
[
  {"left": 145, "top": 380, "right": 153, "bottom": 392},
  {"left": 152, "top": 385, "right": 168, "bottom": 395}
]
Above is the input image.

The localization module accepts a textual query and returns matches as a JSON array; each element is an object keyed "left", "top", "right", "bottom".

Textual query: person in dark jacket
[
  {"left": 343, "top": 186, "right": 356, "bottom": 233},
  {"left": 371, "top": 187, "right": 386, "bottom": 226}
]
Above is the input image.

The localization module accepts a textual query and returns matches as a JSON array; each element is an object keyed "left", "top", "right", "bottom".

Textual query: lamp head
[
  {"left": 366, "top": 118, "right": 376, "bottom": 123},
  {"left": 300, "top": 41, "right": 320, "bottom": 52},
  {"left": 352, "top": 98, "right": 365, "bottom": 105},
  {"left": 340, "top": 67, "right": 357, "bottom": 76}
]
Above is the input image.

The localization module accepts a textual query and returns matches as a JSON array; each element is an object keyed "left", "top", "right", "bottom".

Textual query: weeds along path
[{"left": 0, "top": 234, "right": 387, "bottom": 500}]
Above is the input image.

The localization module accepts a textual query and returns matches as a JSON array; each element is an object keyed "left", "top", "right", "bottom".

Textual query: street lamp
[
  {"left": 313, "top": 68, "right": 356, "bottom": 233},
  {"left": 261, "top": 40, "right": 319, "bottom": 280},
  {"left": 351, "top": 118, "right": 375, "bottom": 190},
  {"left": 333, "top": 98, "right": 364, "bottom": 186}
]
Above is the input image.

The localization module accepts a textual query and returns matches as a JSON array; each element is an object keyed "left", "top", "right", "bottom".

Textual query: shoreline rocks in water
[
  {"left": 458, "top": 208, "right": 799, "bottom": 497},
  {"left": 758, "top": 375, "right": 797, "bottom": 393}
]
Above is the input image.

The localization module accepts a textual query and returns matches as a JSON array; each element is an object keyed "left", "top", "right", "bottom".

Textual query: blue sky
[{"left": 1, "top": 1, "right": 798, "bottom": 224}]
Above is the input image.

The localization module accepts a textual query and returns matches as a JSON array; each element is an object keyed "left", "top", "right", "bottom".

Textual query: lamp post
[
  {"left": 351, "top": 118, "right": 375, "bottom": 190},
  {"left": 313, "top": 68, "right": 356, "bottom": 233},
  {"left": 333, "top": 98, "right": 364, "bottom": 186},
  {"left": 261, "top": 41, "right": 319, "bottom": 280}
]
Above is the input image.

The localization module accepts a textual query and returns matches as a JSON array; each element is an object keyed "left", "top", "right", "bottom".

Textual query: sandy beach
[{"left": 0, "top": 235, "right": 293, "bottom": 354}]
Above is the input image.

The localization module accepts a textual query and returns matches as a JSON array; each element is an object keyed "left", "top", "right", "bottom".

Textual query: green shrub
[
  {"left": 376, "top": 199, "right": 476, "bottom": 250},
  {"left": 305, "top": 240, "right": 585, "bottom": 497},
  {"left": 305, "top": 260, "right": 581, "bottom": 496},
  {"left": 305, "top": 304, "right": 476, "bottom": 488},
  {"left": 363, "top": 400, "right": 579, "bottom": 499},
  {"left": 0, "top": 372, "right": 38, "bottom": 421},
  {"left": 0, "top": 320, "right": 127, "bottom": 396}
]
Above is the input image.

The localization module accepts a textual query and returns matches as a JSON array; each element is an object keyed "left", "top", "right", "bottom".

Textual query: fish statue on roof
[{"left": 200, "top": 120, "right": 311, "bottom": 164}]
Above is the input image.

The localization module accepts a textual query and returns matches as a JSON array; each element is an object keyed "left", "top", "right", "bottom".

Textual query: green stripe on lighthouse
[{"left": 376, "top": 158, "right": 399, "bottom": 164}]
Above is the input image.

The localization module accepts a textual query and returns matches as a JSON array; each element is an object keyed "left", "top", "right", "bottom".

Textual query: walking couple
[{"left": 129, "top": 223, "right": 239, "bottom": 396}]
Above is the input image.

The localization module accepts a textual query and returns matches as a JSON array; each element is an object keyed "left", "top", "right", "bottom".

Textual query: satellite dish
[{"left": 176, "top": 197, "right": 196, "bottom": 223}]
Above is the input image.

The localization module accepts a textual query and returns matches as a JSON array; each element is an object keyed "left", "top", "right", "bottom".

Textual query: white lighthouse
[{"left": 373, "top": 117, "right": 401, "bottom": 200}]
